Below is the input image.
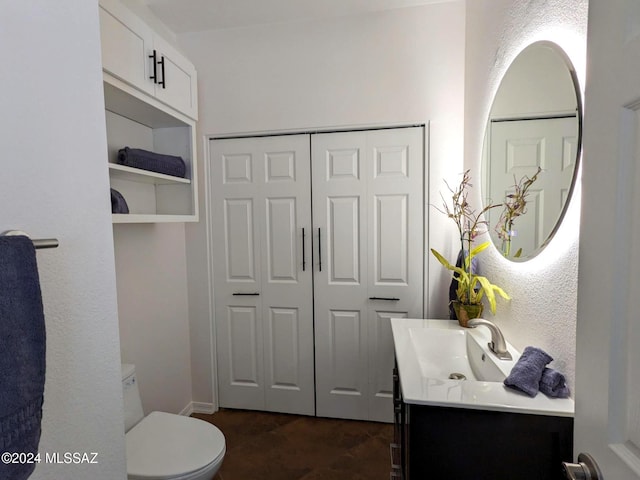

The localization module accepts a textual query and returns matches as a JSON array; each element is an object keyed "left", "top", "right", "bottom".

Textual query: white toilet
[{"left": 122, "top": 364, "right": 226, "bottom": 480}]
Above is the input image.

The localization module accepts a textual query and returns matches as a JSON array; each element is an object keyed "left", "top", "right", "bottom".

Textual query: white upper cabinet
[
  {"left": 152, "top": 35, "right": 198, "bottom": 121},
  {"left": 99, "top": 0, "right": 198, "bottom": 120},
  {"left": 99, "top": 0, "right": 154, "bottom": 97}
]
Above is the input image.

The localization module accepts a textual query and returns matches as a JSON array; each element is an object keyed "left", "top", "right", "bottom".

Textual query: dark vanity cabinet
[{"left": 391, "top": 365, "right": 574, "bottom": 480}]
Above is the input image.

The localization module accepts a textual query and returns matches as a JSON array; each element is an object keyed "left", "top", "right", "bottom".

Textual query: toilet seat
[{"left": 126, "top": 411, "right": 225, "bottom": 480}]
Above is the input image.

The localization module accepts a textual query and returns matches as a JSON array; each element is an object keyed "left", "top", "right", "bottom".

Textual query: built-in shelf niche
[{"left": 104, "top": 79, "right": 198, "bottom": 223}]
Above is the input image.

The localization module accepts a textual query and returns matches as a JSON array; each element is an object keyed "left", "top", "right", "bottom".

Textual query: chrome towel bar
[{"left": 2, "top": 230, "right": 59, "bottom": 250}]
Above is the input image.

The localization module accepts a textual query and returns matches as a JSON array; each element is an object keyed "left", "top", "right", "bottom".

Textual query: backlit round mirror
[{"left": 482, "top": 41, "right": 582, "bottom": 261}]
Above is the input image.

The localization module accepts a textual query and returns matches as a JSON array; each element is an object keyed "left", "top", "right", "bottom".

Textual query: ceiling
[{"left": 143, "top": 0, "right": 454, "bottom": 34}]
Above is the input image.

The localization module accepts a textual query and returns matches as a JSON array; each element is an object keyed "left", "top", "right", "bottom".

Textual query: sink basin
[
  {"left": 391, "top": 318, "right": 574, "bottom": 417},
  {"left": 408, "top": 326, "right": 509, "bottom": 382}
]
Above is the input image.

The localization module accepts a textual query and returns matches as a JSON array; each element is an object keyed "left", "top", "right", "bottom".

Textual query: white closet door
[
  {"left": 312, "top": 131, "right": 370, "bottom": 420},
  {"left": 366, "top": 127, "right": 424, "bottom": 422},
  {"left": 312, "top": 127, "right": 424, "bottom": 421},
  {"left": 210, "top": 135, "right": 314, "bottom": 415}
]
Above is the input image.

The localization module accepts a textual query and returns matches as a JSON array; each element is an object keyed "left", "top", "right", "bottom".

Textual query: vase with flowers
[{"left": 431, "top": 170, "right": 510, "bottom": 326}]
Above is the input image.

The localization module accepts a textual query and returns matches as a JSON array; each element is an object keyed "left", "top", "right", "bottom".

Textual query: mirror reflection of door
[
  {"left": 482, "top": 41, "right": 581, "bottom": 260},
  {"left": 488, "top": 115, "right": 578, "bottom": 255}
]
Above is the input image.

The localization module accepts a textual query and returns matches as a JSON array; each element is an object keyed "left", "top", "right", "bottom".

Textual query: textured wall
[
  {"left": 464, "top": 0, "right": 588, "bottom": 389},
  {"left": 0, "top": 2, "right": 126, "bottom": 478}
]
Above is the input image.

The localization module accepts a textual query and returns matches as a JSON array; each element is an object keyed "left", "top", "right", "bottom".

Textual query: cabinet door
[
  {"left": 99, "top": 0, "right": 154, "bottom": 96},
  {"left": 153, "top": 35, "right": 199, "bottom": 120},
  {"left": 312, "top": 127, "right": 424, "bottom": 421},
  {"left": 210, "top": 135, "right": 314, "bottom": 415}
]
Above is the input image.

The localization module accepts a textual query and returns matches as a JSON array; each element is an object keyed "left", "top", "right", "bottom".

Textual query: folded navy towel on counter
[
  {"left": 539, "top": 367, "right": 571, "bottom": 398},
  {"left": 0, "top": 236, "right": 46, "bottom": 480},
  {"left": 110, "top": 188, "right": 129, "bottom": 214},
  {"left": 117, "top": 147, "right": 186, "bottom": 178},
  {"left": 504, "top": 346, "right": 552, "bottom": 397}
]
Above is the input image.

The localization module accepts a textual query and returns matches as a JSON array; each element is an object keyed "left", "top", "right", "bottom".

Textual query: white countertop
[{"left": 391, "top": 318, "right": 575, "bottom": 417}]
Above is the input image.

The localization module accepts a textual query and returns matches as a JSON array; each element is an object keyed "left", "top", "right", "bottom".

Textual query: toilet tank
[{"left": 121, "top": 364, "right": 145, "bottom": 432}]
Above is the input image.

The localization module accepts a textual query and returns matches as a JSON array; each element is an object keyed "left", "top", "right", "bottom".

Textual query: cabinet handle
[
  {"left": 158, "top": 55, "right": 166, "bottom": 89},
  {"left": 149, "top": 49, "right": 158, "bottom": 84},
  {"left": 302, "top": 227, "right": 306, "bottom": 272},
  {"left": 232, "top": 292, "right": 260, "bottom": 296},
  {"left": 369, "top": 297, "right": 400, "bottom": 301},
  {"left": 318, "top": 227, "right": 322, "bottom": 272}
]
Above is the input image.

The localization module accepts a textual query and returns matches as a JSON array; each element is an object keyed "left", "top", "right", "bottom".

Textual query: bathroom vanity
[{"left": 390, "top": 319, "right": 574, "bottom": 480}]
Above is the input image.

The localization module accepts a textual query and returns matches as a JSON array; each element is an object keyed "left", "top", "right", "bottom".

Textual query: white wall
[
  {"left": 0, "top": 2, "right": 126, "bottom": 479},
  {"left": 178, "top": 1, "right": 467, "bottom": 405},
  {"left": 114, "top": 224, "right": 193, "bottom": 415},
  {"left": 464, "top": 0, "right": 588, "bottom": 389}
]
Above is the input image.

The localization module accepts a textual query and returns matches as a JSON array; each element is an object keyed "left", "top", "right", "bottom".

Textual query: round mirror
[{"left": 482, "top": 41, "right": 582, "bottom": 261}]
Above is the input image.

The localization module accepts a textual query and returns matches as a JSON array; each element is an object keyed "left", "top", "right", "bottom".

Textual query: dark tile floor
[{"left": 192, "top": 409, "right": 393, "bottom": 480}]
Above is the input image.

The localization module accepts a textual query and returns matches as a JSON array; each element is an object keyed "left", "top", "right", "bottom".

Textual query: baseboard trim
[
  {"left": 179, "top": 403, "right": 194, "bottom": 416},
  {"left": 183, "top": 402, "right": 217, "bottom": 415}
]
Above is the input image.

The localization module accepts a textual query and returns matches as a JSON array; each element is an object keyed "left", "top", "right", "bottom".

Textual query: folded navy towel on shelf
[
  {"left": 539, "top": 367, "right": 571, "bottom": 398},
  {"left": 117, "top": 146, "right": 186, "bottom": 178},
  {"left": 504, "top": 346, "right": 552, "bottom": 397},
  {"left": 110, "top": 188, "right": 129, "bottom": 214},
  {"left": 0, "top": 235, "right": 46, "bottom": 480}
]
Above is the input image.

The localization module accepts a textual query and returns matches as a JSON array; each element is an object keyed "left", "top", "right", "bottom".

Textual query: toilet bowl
[{"left": 122, "top": 364, "right": 225, "bottom": 480}]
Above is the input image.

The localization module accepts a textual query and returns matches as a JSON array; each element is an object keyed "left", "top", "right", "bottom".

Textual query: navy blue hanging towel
[{"left": 0, "top": 235, "right": 46, "bottom": 480}]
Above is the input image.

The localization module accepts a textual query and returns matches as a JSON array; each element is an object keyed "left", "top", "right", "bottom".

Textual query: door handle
[
  {"left": 562, "top": 453, "right": 603, "bottom": 480},
  {"left": 232, "top": 292, "right": 260, "bottom": 296},
  {"left": 302, "top": 227, "right": 306, "bottom": 272},
  {"left": 369, "top": 297, "right": 400, "bottom": 301},
  {"left": 318, "top": 227, "right": 322, "bottom": 272},
  {"left": 149, "top": 49, "right": 158, "bottom": 84},
  {"left": 158, "top": 55, "right": 166, "bottom": 89}
]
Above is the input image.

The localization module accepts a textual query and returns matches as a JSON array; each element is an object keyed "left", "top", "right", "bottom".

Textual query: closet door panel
[
  {"left": 327, "top": 310, "right": 366, "bottom": 393},
  {"left": 211, "top": 139, "right": 265, "bottom": 409},
  {"left": 328, "top": 196, "right": 361, "bottom": 284},
  {"left": 265, "top": 198, "right": 298, "bottom": 282},
  {"left": 212, "top": 135, "right": 313, "bottom": 415},
  {"left": 260, "top": 136, "right": 314, "bottom": 416},
  {"left": 224, "top": 198, "right": 257, "bottom": 281},
  {"left": 373, "top": 194, "right": 408, "bottom": 285},
  {"left": 313, "top": 131, "right": 369, "bottom": 420},
  {"left": 266, "top": 307, "right": 301, "bottom": 388},
  {"left": 367, "top": 127, "right": 424, "bottom": 422},
  {"left": 227, "top": 306, "right": 261, "bottom": 387}
]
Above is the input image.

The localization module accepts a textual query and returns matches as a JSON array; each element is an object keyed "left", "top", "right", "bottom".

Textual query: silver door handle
[{"left": 562, "top": 453, "right": 603, "bottom": 480}]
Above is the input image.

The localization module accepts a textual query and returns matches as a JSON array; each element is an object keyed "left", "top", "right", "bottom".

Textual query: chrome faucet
[{"left": 467, "top": 318, "right": 513, "bottom": 360}]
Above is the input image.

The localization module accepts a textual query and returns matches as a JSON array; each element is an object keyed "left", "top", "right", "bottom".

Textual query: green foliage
[
  {"left": 432, "top": 170, "right": 510, "bottom": 315},
  {"left": 431, "top": 245, "right": 510, "bottom": 314}
]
